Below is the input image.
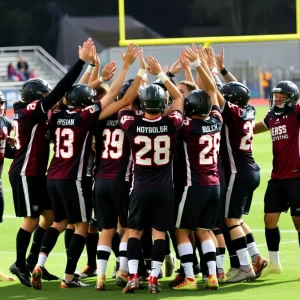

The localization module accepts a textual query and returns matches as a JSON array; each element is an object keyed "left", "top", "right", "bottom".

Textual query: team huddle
[{"left": 0, "top": 38, "right": 300, "bottom": 294}]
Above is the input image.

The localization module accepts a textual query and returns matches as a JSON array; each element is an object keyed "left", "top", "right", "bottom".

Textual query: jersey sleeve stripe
[
  {"left": 20, "top": 124, "right": 38, "bottom": 176},
  {"left": 40, "top": 102, "right": 46, "bottom": 114},
  {"left": 262, "top": 119, "right": 269, "bottom": 129}
]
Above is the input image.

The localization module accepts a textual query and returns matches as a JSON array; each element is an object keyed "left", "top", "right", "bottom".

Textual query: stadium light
[{"left": 118, "top": 0, "right": 300, "bottom": 47}]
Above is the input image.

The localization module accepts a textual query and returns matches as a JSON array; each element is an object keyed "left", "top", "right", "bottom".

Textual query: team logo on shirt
[{"left": 271, "top": 125, "right": 288, "bottom": 141}]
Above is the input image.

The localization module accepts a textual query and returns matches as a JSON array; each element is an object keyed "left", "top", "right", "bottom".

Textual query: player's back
[
  {"left": 9, "top": 101, "right": 51, "bottom": 176},
  {"left": 181, "top": 107, "right": 222, "bottom": 186},
  {"left": 118, "top": 109, "right": 183, "bottom": 189},
  {"left": 47, "top": 104, "right": 101, "bottom": 180},
  {"left": 220, "top": 101, "right": 259, "bottom": 174},
  {"left": 95, "top": 113, "right": 132, "bottom": 181}
]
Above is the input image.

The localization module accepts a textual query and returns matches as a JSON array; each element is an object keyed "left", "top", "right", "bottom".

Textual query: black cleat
[
  {"left": 41, "top": 267, "right": 59, "bottom": 281},
  {"left": 9, "top": 263, "right": 31, "bottom": 287}
]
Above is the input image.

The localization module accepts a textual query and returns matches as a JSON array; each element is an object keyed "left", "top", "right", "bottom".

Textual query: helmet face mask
[
  {"left": 184, "top": 90, "right": 212, "bottom": 118},
  {"left": 66, "top": 84, "right": 97, "bottom": 109},
  {"left": 140, "top": 84, "right": 166, "bottom": 114},
  {"left": 220, "top": 81, "right": 251, "bottom": 107},
  {"left": 269, "top": 81, "right": 299, "bottom": 115}
]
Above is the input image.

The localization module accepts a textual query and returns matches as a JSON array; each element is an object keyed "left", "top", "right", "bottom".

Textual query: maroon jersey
[
  {"left": 118, "top": 109, "right": 183, "bottom": 189},
  {"left": 9, "top": 101, "right": 51, "bottom": 176},
  {"left": 47, "top": 102, "right": 101, "bottom": 180},
  {"left": 263, "top": 102, "right": 300, "bottom": 180},
  {"left": 95, "top": 113, "right": 132, "bottom": 181},
  {"left": 180, "top": 106, "right": 222, "bottom": 186},
  {"left": 220, "top": 101, "right": 259, "bottom": 175}
]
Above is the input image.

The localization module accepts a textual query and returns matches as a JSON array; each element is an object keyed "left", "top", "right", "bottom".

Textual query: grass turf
[{"left": 0, "top": 105, "right": 299, "bottom": 300}]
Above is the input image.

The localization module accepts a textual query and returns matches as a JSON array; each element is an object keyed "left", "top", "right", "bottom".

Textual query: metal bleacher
[{"left": 0, "top": 46, "right": 67, "bottom": 90}]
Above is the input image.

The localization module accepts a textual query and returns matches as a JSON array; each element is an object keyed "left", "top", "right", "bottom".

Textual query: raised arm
[
  {"left": 99, "top": 43, "right": 140, "bottom": 110},
  {"left": 184, "top": 44, "right": 218, "bottom": 107},
  {"left": 146, "top": 56, "right": 184, "bottom": 114},
  {"left": 215, "top": 47, "right": 238, "bottom": 82},
  {"left": 89, "top": 61, "right": 116, "bottom": 89},
  {"left": 179, "top": 52, "right": 197, "bottom": 86},
  {"left": 99, "top": 49, "right": 145, "bottom": 120},
  {"left": 89, "top": 49, "right": 100, "bottom": 84},
  {"left": 254, "top": 121, "right": 269, "bottom": 134},
  {"left": 41, "top": 38, "right": 94, "bottom": 112},
  {"left": 79, "top": 47, "right": 97, "bottom": 84}
]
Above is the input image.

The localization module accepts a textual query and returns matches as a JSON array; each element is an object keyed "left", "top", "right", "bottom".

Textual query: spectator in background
[
  {"left": 7, "top": 63, "right": 19, "bottom": 81},
  {"left": 17, "top": 67, "right": 28, "bottom": 82},
  {"left": 29, "top": 69, "right": 37, "bottom": 79},
  {"left": 260, "top": 68, "right": 272, "bottom": 100},
  {"left": 17, "top": 56, "right": 29, "bottom": 80}
]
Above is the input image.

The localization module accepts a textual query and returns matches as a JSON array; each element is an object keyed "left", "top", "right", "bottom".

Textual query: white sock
[
  {"left": 177, "top": 243, "right": 194, "bottom": 279},
  {"left": 128, "top": 259, "right": 139, "bottom": 275},
  {"left": 119, "top": 242, "right": 128, "bottom": 272},
  {"left": 202, "top": 239, "right": 217, "bottom": 276},
  {"left": 96, "top": 245, "right": 111, "bottom": 276},
  {"left": 248, "top": 242, "right": 259, "bottom": 257},
  {"left": 151, "top": 261, "right": 163, "bottom": 278},
  {"left": 269, "top": 251, "right": 280, "bottom": 265},
  {"left": 37, "top": 254, "right": 47, "bottom": 267},
  {"left": 236, "top": 248, "right": 250, "bottom": 266}
]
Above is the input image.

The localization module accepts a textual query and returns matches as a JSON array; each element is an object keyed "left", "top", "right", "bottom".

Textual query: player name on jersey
[
  {"left": 136, "top": 125, "right": 168, "bottom": 134},
  {"left": 106, "top": 120, "right": 118, "bottom": 127},
  {"left": 203, "top": 124, "right": 219, "bottom": 133},
  {"left": 57, "top": 118, "right": 75, "bottom": 126}
]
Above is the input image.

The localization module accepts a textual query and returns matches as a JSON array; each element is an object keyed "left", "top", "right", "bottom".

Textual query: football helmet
[
  {"left": 0, "top": 91, "right": 7, "bottom": 117},
  {"left": 65, "top": 84, "right": 96, "bottom": 108},
  {"left": 270, "top": 81, "right": 299, "bottom": 114},
  {"left": 19, "top": 78, "right": 52, "bottom": 102},
  {"left": 140, "top": 84, "right": 166, "bottom": 114},
  {"left": 116, "top": 79, "right": 143, "bottom": 109},
  {"left": 184, "top": 90, "right": 212, "bottom": 117},
  {"left": 220, "top": 81, "right": 251, "bottom": 107}
]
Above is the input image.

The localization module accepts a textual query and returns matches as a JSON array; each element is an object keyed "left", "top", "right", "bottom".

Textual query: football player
[
  {"left": 254, "top": 81, "right": 300, "bottom": 278},
  {"left": 119, "top": 55, "right": 183, "bottom": 294},
  {"left": 172, "top": 45, "right": 221, "bottom": 291},
  {"left": 30, "top": 43, "right": 140, "bottom": 289},
  {"left": 8, "top": 38, "right": 94, "bottom": 287},
  {"left": 93, "top": 50, "right": 145, "bottom": 291},
  {"left": 217, "top": 80, "right": 262, "bottom": 282}
]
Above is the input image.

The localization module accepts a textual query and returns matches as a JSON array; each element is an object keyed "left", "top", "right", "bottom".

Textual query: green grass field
[{"left": 0, "top": 105, "right": 299, "bottom": 300}]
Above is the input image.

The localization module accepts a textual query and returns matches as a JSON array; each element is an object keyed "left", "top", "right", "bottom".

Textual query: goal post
[{"left": 118, "top": 0, "right": 300, "bottom": 47}]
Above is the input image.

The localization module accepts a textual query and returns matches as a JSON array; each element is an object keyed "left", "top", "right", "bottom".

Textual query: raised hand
[
  {"left": 139, "top": 48, "right": 146, "bottom": 70},
  {"left": 169, "top": 59, "right": 182, "bottom": 75},
  {"left": 184, "top": 44, "right": 199, "bottom": 63},
  {"left": 102, "top": 61, "right": 117, "bottom": 81},
  {"left": 179, "top": 52, "right": 191, "bottom": 70},
  {"left": 214, "top": 47, "right": 225, "bottom": 71},
  {"left": 78, "top": 38, "right": 94, "bottom": 62},
  {"left": 145, "top": 56, "right": 163, "bottom": 75},
  {"left": 120, "top": 43, "right": 140, "bottom": 67},
  {"left": 198, "top": 45, "right": 208, "bottom": 64}
]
